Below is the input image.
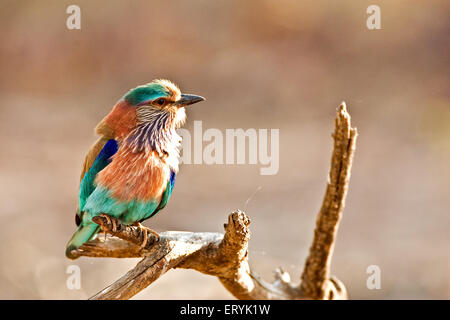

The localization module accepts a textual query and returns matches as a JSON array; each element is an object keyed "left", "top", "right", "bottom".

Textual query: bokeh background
[{"left": 0, "top": 0, "right": 448, "bottom": 299}]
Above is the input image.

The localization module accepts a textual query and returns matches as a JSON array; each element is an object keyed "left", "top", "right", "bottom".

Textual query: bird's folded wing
[
  {"left": 80, "top": 137, "right": 110, "bottom": 183},
  {"left": 76, "top": 138, "right": 118, "bottom": 222}
]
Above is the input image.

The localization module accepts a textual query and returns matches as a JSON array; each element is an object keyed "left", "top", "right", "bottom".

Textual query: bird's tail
[{"left": 65, "top": 222, "right": 100, "bottom": 259}]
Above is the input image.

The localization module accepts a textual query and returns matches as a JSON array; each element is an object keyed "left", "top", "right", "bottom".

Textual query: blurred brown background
[{"left": 0, "top": 0, "right": 448, "bottom": 299}]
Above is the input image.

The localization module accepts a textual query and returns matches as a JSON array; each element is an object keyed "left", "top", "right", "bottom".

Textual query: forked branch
[{"left": 70, "top": 102, "right": 357, "bottom": 300}]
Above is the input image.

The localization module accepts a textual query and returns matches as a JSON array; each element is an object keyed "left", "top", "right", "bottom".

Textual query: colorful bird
[{"left": 65, "top": 79, "right": 205, "bottom": 259}]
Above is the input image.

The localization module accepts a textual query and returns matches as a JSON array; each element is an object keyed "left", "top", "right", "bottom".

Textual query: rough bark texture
[
  {"left": 299, "top": 102, "right": 357, "bottom": 299},
  {"left": 69, "top": 102, "right": 357, "bottom": 300}
]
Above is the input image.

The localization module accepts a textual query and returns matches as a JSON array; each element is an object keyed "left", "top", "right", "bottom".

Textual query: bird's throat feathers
[{"left": 129, "top": 105, "right": 185, "bottom": 157}]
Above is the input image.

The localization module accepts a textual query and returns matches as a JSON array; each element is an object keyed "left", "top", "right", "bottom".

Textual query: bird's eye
[{"left": 156, "top": 98, "right": 165, "bottom": 106}]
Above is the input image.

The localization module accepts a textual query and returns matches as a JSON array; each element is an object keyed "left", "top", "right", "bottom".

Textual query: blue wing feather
[{"left": 78, "top": 139, "right": 118, "bottom": 214}]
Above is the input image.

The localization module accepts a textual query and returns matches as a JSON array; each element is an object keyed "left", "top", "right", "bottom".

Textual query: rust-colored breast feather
[{"left": 95, "top": 146, "right": 170, "bottom": 203}]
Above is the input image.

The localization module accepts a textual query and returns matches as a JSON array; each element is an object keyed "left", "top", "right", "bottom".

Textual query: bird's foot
[
  {"left": 132, "top": 222, "right": 159, "bottom": 249},
  {"left": 99, "top": 213, "right": 117, "bottom": 232}
]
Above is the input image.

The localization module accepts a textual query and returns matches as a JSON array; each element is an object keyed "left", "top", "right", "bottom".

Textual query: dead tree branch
[
  {"left": 299, "top": 102, "right": 357, "bottom": 299},
  {"left": 69, "top": 102, "right": 357, "bottom": 300}
]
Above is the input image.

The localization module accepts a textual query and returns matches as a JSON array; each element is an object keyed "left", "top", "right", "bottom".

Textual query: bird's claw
[
  {"left": 140, "top": 229, "right": 148, "bottom": 249},
  {"left": 99, "top": 213, "right": 117, "bottom": 232},
  {"left": 133, "top": 222, "right": 159, "bottom": 249}
]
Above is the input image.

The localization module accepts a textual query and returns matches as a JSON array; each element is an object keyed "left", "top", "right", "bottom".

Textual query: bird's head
[
  {"left": 123, "top": 79, "right": 205, "bottom": 129},
  {"left": 96, "top": 79, "right": 204, "bottom": 159},
  {"left": 96, "top": 79, "right": 205, "bottom": 159}
]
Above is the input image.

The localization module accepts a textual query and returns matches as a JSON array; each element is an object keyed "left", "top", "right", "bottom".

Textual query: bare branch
[
  {"left": 70, "top": 102, "right": 356, "bottom": 300},
  {"left": 299, "top": 102, "right": 356, "bottom": 299},
  {"left": 73, "top": 237, "right": 142, "bottom": 259},
  {"left": 85, "top": 212, "right": 293, "bottom": 300}
]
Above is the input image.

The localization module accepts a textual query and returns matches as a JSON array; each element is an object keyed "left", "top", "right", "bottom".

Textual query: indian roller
[{"left": 65, "top": 79, "right": 205, "bottom": 259}]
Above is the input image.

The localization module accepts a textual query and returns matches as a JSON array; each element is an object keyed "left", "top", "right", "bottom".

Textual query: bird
[{"left": 65, "top": 79, "right": 205, "bottom": 259}]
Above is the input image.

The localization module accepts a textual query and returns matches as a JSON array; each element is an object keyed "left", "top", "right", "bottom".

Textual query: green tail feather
[{"left": 65, "top": 222, "right": 100, "bottom": 259}]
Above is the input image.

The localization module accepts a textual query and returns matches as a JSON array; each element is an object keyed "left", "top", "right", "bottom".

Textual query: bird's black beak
[{"left": 176, "top": 94, "right": 205, "bottom": 107}]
